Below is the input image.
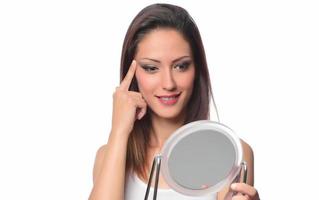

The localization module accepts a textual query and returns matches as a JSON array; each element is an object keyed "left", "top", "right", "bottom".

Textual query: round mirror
[{"left": 160, "top": 120, "right": 243, "bottom": 196}]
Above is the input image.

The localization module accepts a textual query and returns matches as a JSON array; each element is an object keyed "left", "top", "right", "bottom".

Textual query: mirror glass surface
[{"left": 168, "top": 129, "right": 236, "bottom": 189}]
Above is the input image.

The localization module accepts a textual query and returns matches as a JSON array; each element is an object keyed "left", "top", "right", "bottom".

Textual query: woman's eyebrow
[{"left": 140, "top": 56, "right": 191, "bottom": 63}]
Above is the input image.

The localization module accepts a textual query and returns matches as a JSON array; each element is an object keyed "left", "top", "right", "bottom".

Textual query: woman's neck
[{"left": 149, "top": 112, "right": 185, "bottom": 151}]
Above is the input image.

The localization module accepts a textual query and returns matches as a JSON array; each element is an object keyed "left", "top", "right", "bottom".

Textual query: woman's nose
[{"left": 161, "top": 69, "right": 177, "bottom": 91}]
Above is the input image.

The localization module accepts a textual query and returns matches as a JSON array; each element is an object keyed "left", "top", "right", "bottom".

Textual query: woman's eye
[
  {"left": 175, "top": 61, "right": 191, "bottom": 71},
  {"left": 141, "top": 65, "right": 158, "bottom": 73}
]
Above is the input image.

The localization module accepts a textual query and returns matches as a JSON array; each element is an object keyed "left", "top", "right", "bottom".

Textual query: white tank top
[{"left": 124, "top": 172, "right": 217, "bottom": 200}]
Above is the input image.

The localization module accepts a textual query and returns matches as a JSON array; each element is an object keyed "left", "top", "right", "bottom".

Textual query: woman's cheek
[
  {"left": 136, "top": 73, "right": 157, "bottom": 99},
  {"left": 178, "top": 70, "right": 195, "bottom": 91}
]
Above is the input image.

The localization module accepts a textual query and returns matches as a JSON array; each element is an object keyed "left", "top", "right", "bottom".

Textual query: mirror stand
[
  {"left": 144, "top": 156, "right": 248, "bottom": 200},
  {"left": 144, "top": 155, "right": 162, "bottom": 200}
]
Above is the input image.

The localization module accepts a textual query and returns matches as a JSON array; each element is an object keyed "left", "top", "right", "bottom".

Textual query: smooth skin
[{"left": 88, "top": 29, "right": 259, "bottom": 200}]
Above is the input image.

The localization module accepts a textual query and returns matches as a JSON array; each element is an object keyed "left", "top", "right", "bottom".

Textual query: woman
[{"left": 89, "top": 3, "right": 260, "bottom": 200}]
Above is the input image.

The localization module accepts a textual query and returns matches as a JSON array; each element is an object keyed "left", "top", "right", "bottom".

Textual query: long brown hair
[{"left": 120, "top": 3, "right": 215, "bottom": 179}]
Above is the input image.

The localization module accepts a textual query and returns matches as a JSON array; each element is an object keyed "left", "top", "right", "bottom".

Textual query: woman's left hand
[{"left": 230, "top": 183, "right": 260, "bottom": 200}]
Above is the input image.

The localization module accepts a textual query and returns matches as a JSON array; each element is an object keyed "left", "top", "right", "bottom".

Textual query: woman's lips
[{"left": 156, "top": 93, "right": 181, "bottom": 106}]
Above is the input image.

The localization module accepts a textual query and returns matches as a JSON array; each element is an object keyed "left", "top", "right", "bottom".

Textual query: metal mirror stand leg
[
  {"left": 232, "top": 161, "right": 248, "bottom": 197},
  {"left": 144, "top": 155, "right": 162, "bottom": 200},
  {"left": 241, "top": 161, "right": 248, "bottom": 184}
]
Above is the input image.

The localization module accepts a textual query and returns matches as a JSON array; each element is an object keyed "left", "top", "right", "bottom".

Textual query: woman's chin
[{"left": 150, "top": 109, "right": 185, "bottom": 121}]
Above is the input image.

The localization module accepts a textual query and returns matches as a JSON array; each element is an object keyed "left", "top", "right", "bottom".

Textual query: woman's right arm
[
  {"left": 88, "top": 60, "right": 147, "bottom": 200},
  {"left": 88, "top": 130, "right": 129, "bottom": 200}
]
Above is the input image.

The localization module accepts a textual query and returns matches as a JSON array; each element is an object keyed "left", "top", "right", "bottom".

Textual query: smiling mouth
[{"left": 156, "top": 93, "right": 181, "bottom": 106}]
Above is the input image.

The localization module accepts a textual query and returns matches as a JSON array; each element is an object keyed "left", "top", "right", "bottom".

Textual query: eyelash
[
  {"left": 141, "top": 62, "right": 191, "bottom": 73},
  {"left": 175, "top": 62, "right": 191, "bottom": 71},
  {"left": 141, "top": 65, "right": 158, "bottom": 73}
]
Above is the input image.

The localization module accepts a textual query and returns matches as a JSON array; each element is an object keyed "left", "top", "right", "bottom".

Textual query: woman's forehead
[{"left": 135, "top": 29, "right": 192, "bottom": 61}]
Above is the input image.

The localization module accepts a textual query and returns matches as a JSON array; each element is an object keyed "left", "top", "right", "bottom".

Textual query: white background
[{"left": 0, "top": 0, "right": 318, "bottom": 199}]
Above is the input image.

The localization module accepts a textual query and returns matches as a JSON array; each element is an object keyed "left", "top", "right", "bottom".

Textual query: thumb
[{"left": 137, "top": 106, "right": 147, "bottom": 120}]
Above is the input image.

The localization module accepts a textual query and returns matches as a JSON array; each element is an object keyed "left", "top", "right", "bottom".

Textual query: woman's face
[{"left": 134, "top": 28, "right": 195, "bottom": 120}]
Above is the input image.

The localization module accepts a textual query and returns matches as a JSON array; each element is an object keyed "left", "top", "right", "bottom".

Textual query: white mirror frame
[{"left": 144, "top": 120, "right": 245, "bottom": 199}]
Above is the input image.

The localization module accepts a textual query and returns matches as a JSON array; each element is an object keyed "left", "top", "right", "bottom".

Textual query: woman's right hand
[{"left": 111, "top": 60, "right": 147, "bottom": 137}]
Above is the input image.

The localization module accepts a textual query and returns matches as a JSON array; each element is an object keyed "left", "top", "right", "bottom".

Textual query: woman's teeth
[{"left": 160, "top": 96, "right": 177, "bottom": 100}]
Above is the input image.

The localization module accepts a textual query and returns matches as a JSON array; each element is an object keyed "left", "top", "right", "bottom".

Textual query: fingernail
[{"left": 231, "top": 183, "right": 237, "bottom": 190}]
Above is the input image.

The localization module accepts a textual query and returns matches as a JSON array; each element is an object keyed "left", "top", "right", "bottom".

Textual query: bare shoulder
[
  {"left": 240, "top": 139, "right": 254, "bottom": 162},
  {"left": 92, "top": 144, "right": 108, "bottom": 184}
]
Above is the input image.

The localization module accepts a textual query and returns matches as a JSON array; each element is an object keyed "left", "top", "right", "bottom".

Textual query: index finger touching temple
[{"left": 119, "top": 60, "right": 137, "bottom": 91}]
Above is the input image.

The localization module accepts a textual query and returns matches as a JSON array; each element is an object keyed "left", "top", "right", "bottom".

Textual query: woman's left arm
[{"left": 217, "top": 139, "right": 260, "bottom": 200}]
